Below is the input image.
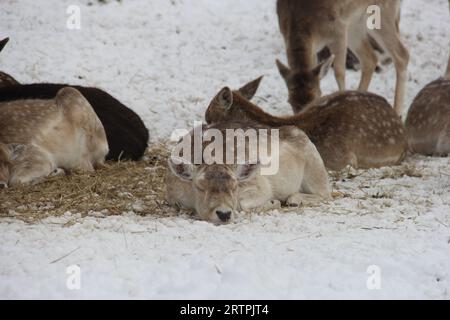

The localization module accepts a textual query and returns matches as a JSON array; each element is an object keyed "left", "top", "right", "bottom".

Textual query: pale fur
[
  {"left": 165, "top": 123, "right": 331, "bottom": 224},
  {"left": 0, "top": 87, "right": 109, "bottom": 187}
]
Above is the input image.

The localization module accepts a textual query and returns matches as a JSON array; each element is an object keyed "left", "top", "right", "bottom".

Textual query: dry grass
[{"left": 0, "top": 142, "right": 182, "bottom": 223}]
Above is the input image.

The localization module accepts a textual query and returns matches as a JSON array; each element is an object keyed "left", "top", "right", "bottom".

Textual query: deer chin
[{"left": 196, "top": 208, "right": 235, "bottom": 225}]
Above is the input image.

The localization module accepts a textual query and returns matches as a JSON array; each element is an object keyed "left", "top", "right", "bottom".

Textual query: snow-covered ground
[{"left": 0, "top": 0, "right": 449, "bottom": 299}]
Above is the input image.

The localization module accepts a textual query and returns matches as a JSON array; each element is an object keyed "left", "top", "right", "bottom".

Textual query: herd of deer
[{"left": 1, "top": 0, "right": 449, "bottom": 224}]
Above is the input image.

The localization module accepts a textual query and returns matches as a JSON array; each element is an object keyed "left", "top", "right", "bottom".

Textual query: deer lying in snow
[
  {"left": 0, "top": 87, "right": 109, "bottom": 187},
  {"left": 276, "top": 0, "right": 409, "bottom": 115},
  {"left": 205, "top": 77, "right": 408, "bottom": 172},
  {"left": 0, "top": 37, "right": 149, "bottom": 161},
  {"left": 165, "top": 122, "right": 331, "bottom": 224},
  {"left": 405, "top": 54, "right": 450, "bottom": 156}
]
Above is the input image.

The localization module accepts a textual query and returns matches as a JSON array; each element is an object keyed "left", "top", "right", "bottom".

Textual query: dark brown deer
[
  {"left": 276, "top": 0, "right": 408, "bottom": 115},
  {"left": 205, "top": 78, "right": 408, "bottom": 171}
]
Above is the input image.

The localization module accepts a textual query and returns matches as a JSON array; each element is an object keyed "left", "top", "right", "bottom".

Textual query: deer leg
[
  {"left": 239, "top": 178, "right": 273, "bottom": 211},
  {"left": 286, "top": 193, "right": 326, "bottom": 207},
  {"left": 351, "top": 37, "right": 378, "bottom": 91},
  {"left": 8, "top": 145, "right": 55, "bottom": 186},
  {"left": 328, "top": 28, "right": 349, "bottom": 91},
  {"left": 370, "top": 29, "right": 409, "bottom": 116}
]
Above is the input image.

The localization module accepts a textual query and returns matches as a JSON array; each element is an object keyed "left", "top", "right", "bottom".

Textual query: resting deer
[
  {"left": 0, "top": 87, "right": 109, "bottom": 187},
  {"left": 0, "top": 37, "right": 149, "bottom": 161},
  {"left": 405, "top": 54, "right": 450, "bottom": 156},
  {"left": 276, "top": 0, "right": 408, "bottom": 115},
  {"left": 165, "top": 122, "right": 331, "bottom": 224},
  {"left": 205, "top": 77, "right": 408, "bottom": 171}
]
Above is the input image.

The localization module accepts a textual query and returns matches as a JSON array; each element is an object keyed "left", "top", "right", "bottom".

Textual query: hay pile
[{"left": 0, "top": 142, "right": 183, "bottom": 223}]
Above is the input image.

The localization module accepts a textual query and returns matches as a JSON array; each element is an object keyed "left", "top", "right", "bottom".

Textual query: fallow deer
[
  {"left": 165, "top": 122, "right": 331, "bottom": 224},
  {"left": 405, "top": 55, "right": 450, "bottom": 156},
  {"left": 276, "top": 0, "right": 409, "bottom": 115},
  {"left": 0, "top": 87, "right": 109, "bottom": 187},
  {"left": 0, "top": 37, "right": 149, "bottom": 161},
  {"left": 205, "top": 78, "right": 408, "bottom": 172}
]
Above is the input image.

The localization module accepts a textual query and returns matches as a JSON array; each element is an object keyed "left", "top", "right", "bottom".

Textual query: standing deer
[
  {"left": 405, "top": 55, "right": 450, "bottom": 156},
  {"left": 0, "top": 37, "right": 149, "bottom": 161},
  {"left": 205, "top": 77, "right": 408, "bottom": 171},
  {"left": 165, "top": 122, "right": 331, "bottom": 224},
  {"left": 0, "top": 87, "right": 109, "bottom": 187},
  {"left": 276, "top": 0, "right": 409, "bottom": 115}
]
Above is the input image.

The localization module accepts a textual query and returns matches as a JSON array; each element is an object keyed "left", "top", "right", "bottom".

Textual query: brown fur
[
  {"left": 0, "top": 143, "right": 11, "bottom": 187},
  {"left": 276, "top": 0, "right": 409, "bottom": 115},
  {"left": 405, "top": 77, "right": 450, "bottom": 156},
  {"left": 206, "top": 79, "right": 408, "bottom": 171},
  {"left": 405, "top": 1, "right": 450, "bottom": 156}
]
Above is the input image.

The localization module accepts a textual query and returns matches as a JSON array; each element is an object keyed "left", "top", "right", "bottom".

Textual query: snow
[{"left": 0, "top": 0, "right": 449, "bottom": 299}]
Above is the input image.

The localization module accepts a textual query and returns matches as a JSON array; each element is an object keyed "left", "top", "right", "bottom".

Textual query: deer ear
[
  {"left": 276, "top": 59, "right": 291, "bottom": 80},
  {"left": 235, "top": 162, "right": 260, "bottom": 181},
  {"left": 216, "top": 87, "right": 233, "bottom": 109},
  {"left": 313, "top": 54, "right": 334, "bottom": 79},
  {"left": 238, "top": 76, "right": 263, "bottom": 100},
  {"left": 168, "top": 156, "right": 194, "bottom": 181},
  {"left": 0, "top": 38, "right": 9, "bottom": 53}
]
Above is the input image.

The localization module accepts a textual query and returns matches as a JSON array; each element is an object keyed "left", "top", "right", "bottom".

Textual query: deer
[
  {"left": 0, "top": 37, "right": 149, "bottom": 161},
  {"left": 205, "top": 77, "right": 408, "bottom": 172},
  {"left": 405, "top": 54, "right": 450, "bottom": 156},
  {"left": 276, "top": 0, "right": 408, "bottom": 116},
  {"left": 165, "top": 121, "right": 331, "bottom": 224},
  {"left": 0, "top": 87, "right": 109, "bottom": 187}
]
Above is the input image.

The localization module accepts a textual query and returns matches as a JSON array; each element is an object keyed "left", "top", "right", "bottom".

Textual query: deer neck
[
  {"left": 285, "top": 29, "right": 315, "bottom": 71},
  {"left": 232, "top": 94, "right": 307, "bottom": 127}
]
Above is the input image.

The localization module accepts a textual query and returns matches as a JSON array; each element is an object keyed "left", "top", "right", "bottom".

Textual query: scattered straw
[{"left": 0, "top": 142, "right": 181, "bottom": 223}]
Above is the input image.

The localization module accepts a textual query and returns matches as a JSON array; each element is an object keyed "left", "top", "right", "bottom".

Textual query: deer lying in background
[
  {"left": 165, "top": 122, "right": 331, "bottom": 224},
  {"left": 0, "top": 87, "right": 109, "bottom": 187},
  {"left": 0, "top": 37, "right": 149, "bottom": 161},
  {"left": 205, "top": 77, "right": 408, "bottom": 171},
  {"left": 405, "top": 55, "right": 450, "bottom": 156},
  {"left": 276, "top": 0, "right": 408, "bottom": 115}
]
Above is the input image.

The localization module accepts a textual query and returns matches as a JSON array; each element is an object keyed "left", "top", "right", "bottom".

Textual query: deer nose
[
  {"left": 216, "top": 209, "right": 232, "bottom": 222},
  {"left": 0, "top": 182, "right": 8, "bottom": 189}
]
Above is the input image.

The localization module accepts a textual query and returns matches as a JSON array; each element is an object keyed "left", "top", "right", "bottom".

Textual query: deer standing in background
[
  {"left": 276, "top": 0, "right": 408, "bottom": 115},
  {"left": 205, "top": 77, "right": 408, "bottom": 171}
]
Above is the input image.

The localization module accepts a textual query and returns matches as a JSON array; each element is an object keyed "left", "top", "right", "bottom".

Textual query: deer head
[
  {"left": 205, "top": 76, "right": 263, "bottom": 124},
  {"left": 168, "top": 158, "right": 259, "bottom": 224},
  {"left": 276, "top": 55, "right": 334, "bottom": 113}
]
